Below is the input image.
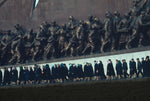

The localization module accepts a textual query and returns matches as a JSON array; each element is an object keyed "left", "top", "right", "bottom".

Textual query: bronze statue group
[
  {"left": 0, "top": 55, "right": 150, "bottom": 87},
  {"left": 0, "top": 0, "right": 150, "bottom": 65}
]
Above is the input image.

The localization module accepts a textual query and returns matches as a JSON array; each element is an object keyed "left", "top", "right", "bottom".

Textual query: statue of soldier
[
  {"left": 101, "top": 11, "right": 114, "bottom": 52},
  {"left": 22, "top": 29, "right": 35, "bottom": 62},
  {"left": 112, "top": 11, "right": 122, "bottom": 50},
  {"left": 126, "top": 11, "right": 147, "bottom": 48},
  {"left": 67, "top": 16, "right": 78, "bottom": 38},
  {"left": 44, "top": 32, "right": 58, "bottom": 59},
  {"left": 65, "top": 35, "right": 78, "bottom": 56},
  {"left": 43, "top": 21, "right": 60, "bottom": 59},
  {"left": 9, "top": 33, "right": 24, "bottom": 64},
  {"left": 0, "top": 30, "right": 13, "bottom": 64},
  {"left": 82, "top": 17, "right": 103, "bottom": 54},
  {"left": 117, "top": 13, "right": 132, "bottom": 49},
  {"left": 145, "top": 7, "right": 150, "bottom": 22},
  {"left": 48, "top": 21, "right": 59, "bottom": 37},
  {"left": 14, "top": 24, "right": 25, "bottom": 36},
  {"left": 57, "top": 24, "right": 68, "bottom": 57},
  {"left": 36, "top": 22, "right": 50, "bottom": 48},
  {"left": 75, "top": 20, "right": 86, "bottom": 56},
  {"left": 128, "top": 0, "right": 148, "bottom": 30}
]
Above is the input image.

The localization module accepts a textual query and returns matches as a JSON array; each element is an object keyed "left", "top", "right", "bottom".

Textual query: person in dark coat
[
  {"left": 142, "top": 57, "right": 146, "bottom": 77},
  {"left": 34, "top": 64, "right": 39, "bottom": 84},
  {"left": 0, "top": 69, "right": 2, "bottom": 86},
  {"left": 107, "top": 59, "right": 115, "bottom": 79},
  {"left": 69, "top": 64, "right": 76, "bottom": 81},
  {"left": 37, "top": 66, "right": 42, "bottom": 84},
  {"left": 84, "top": 63, "right": 93, "bottom": 81},
  {"left": 144, "top": 56, "right": 150, "bottom": 77},
  {"left": 129, "top": 59, "right": 137, "bottom": 78},
  {"left": 10, "top": 67, "right": 18, "bottom": 85},
  {"left": 76, "top": 64, "right": 84, "bottom": 81},
  {"left": 84, "top": 63, "right": 90, "bottom": 81},
  {"left": 122, "top": 59, "right": 129, "bottom": 78},
  {"left": 57, "top": 64, "right": 62, "bottom": 82},
  {"left": 136, "top": 58, "right": 144, "bottom": 77},
  {"left": 42, "top": 65, "right": 47, "bottom": 83},
  {"left": 3, "top": 67, "right": 10, "bottom": 86},
  {"left": 29, "top": 67, "right": 35, "bottom": 84},
  {"left": 63, "top": 64, "right": 69, "bottom": 81},
  {"left": 98, "top": 61, "right": 106, "bottom": 80},
  {"left": 45, "top": 64, "right": 51, "bottom": 83},
  {"left": 60, "top": 63, "right": 67, "bottom": 82},
  {"left": 24, "top": 67, "right": 30, "bottom": 84},
  {"left": 115, "top": 60, "right": 123, "bottom": 79},
  {"left": 89, "top": 63, "right": 93, "bottom": 80},
  {"left": 19, "top": 66, "right": 25, "bottom": 85},
  {"left": 52, "top": 64, "right": 57, "bottom": 83},
  {"left": 94, "top": 61, "right": 100, "bottom": 80}
]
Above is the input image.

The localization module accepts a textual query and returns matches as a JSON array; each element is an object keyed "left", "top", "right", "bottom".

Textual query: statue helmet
[
  {"left": 114, "top": 11, "right": 120, "bottom": 16},
  {"left": 69, "top": 16, "right": 74, "bottom": 20},
  {"left": 88, "top": 15, "right": 94, "bottom": 21}
]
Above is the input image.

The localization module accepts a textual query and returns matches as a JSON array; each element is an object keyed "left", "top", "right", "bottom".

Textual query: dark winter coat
[
  {"left": 19, "top": 69, "right": 25, "bottom": 81},
  {"left": 45, "top": 66, "right": 51, "bottom": 80},
  {"left": 94, "top": 63, "right": 100, "bottom": 76},
  {"left": 116, "top": 61, "right": 122, "bottom": 75},
  {"left": 25, "top": 69, "right": 30, "bottom": 81},
  {"left": 29, "top": 68, "right": 35, "bottom": 81},
  {"left": 4, "top": 69, "right": 10, "bottom": 83},
  {"left": 123, "top": 62, "right": 128, "bottom": 71},
  {"left": 107, "top": 63, "right": 115, "bottom": 76},
  {"left": 0, "top": 70, "right": 2, "bottom": 84},
  {"left": 11, "top": 69, "right": 18, "bottom": 82}
]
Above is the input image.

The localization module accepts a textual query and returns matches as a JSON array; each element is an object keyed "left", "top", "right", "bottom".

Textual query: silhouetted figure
[
  {"left": 107, "top": 59, "right": 115, "bottom": 79},
  {"left": 122, "top": 59, "right": 129, "bottom": 78},
  {"left": 3, "top": 68, "right": 10, "bottom": 85}
]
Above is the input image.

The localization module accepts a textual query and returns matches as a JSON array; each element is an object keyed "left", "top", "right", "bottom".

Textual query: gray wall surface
[{"left": 0, "top": 0, "right": 134, "bottom": 31}]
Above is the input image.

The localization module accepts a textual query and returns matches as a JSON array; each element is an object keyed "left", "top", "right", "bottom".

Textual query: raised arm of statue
[{"left": 138, "top": 0, "right": 148, "bottom": 10}]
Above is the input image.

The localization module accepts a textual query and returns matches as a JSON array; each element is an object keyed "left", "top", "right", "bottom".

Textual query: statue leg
[
  {"left": 82, "top": 43, "right": 90, "bottom": 54},
  {"left": 126, "top": 29, "right": 137, "bottom": 49},
  {"left": 138, "top": 33, "right": 143, "bottom": 47}
]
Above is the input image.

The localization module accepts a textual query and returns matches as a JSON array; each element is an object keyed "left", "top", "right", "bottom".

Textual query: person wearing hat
[
  {"left": 129, "top": 59, "right": 137, "bottom": 78},
  {"left": 84, "top": 62, "right": 90, "bottom": 81},
  {"left": 68, "top": 64, "right": 76, "bottom": 82},
  {"left": 24, "top": 67, "right": 30, "bottom": 85},
  {"left": 107, "top": 59, "right": 115, "bottom": 80},
  {"left": 144, "top": 56, "right": 150, "bottom": 77},
  {"left": 77, "top": 64, "right": 84, "bottom": 81},
  {"left": 122, "top": 59, "right": 129, "bottom": 78},
  {"left": 136, "top": 58, "right": 143, "bottom": 77},
  {"left": 45, "top": 64, "right": 51, "bottom": 84},
  {"left": 94, "top": 61, "right": 100, "bottom": 80},
  {"left": 10, "top": 67, "right": 18, "bottom": 85},
  {"left": 29, "top": 67, "right": 35, "bottom": 84},
  {"left": 141, "top": 57, "right": 146, "bottom": 77},
  {"left": 52, "top": 64, "right": 57, "bottom": 83},
  {"left": 115, "top": 60, "right": 123, "bottom": 79},
  {"left": 98, "top": 61, "right": 106, "bottom": 80}
]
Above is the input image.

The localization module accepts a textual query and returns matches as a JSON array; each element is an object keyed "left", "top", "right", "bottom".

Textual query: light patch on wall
[
  {"left": 32, "top": 0, "right": 39, "bottom": 11},
  {"left": 34, "top": 0, "right": 39, "bottom": 8}
]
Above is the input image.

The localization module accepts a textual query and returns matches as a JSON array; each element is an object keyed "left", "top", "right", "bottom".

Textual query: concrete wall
[{"left": 0, "top": 0, "right": 134, "bottom": 31}]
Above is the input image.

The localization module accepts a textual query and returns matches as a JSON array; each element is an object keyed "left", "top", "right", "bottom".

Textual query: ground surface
[{"left": 0, "top": 78, "right": 150, "bottom": 101}]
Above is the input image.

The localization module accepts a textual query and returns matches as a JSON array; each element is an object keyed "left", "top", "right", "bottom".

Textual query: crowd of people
[
  {"left": 0, "top": 55, "right": 150, "bottom": 87},
  {"left": 0, "top": 0, "right": 150, "bottom": 65}
]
